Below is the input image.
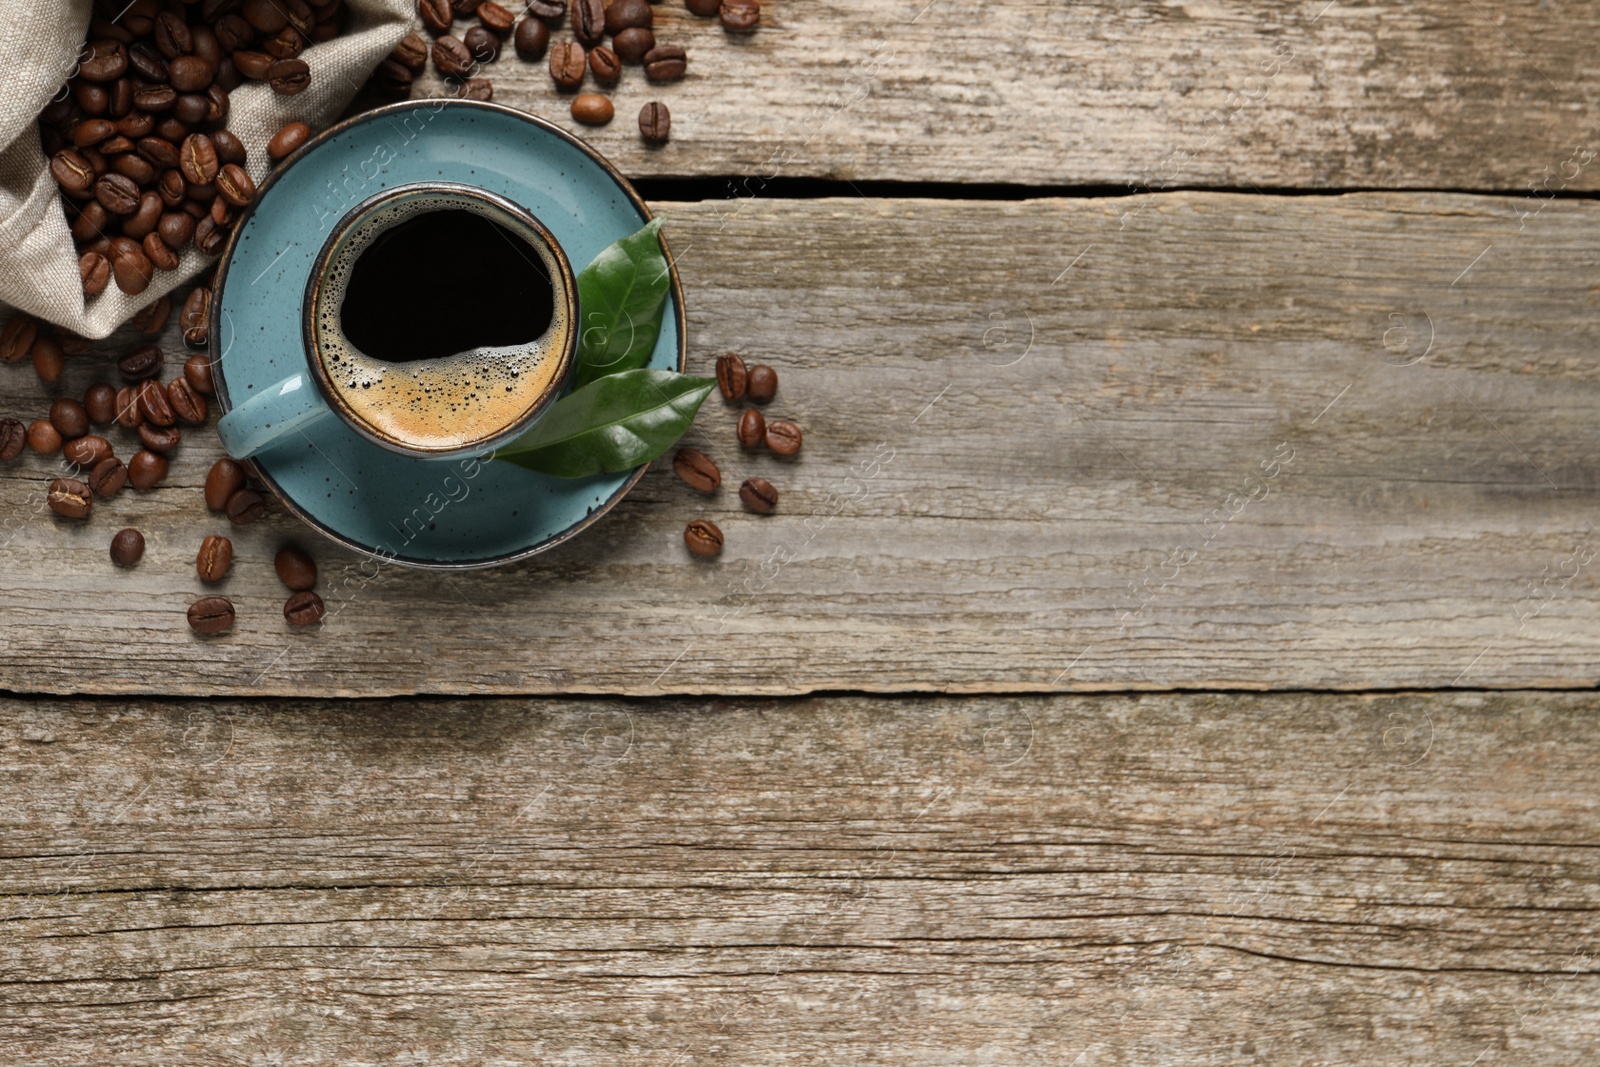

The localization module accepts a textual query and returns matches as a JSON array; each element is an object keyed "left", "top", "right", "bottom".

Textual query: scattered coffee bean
[
  {"left": 211, "top": 128, "right": 247, "bottom": 167},
  {"left": 433, "top": 35, "right": 473, "bottom": 78},
  {"left": 179, "top": 133, "right": 219, "bottom": 185},
  {"left": 0, "top": 315, "right": 38, "bottom": 363},
  {"left": 571, "top": 93, "right": 614, "bottom": 125},
  {"left": 167, "top": 376, "right": 208, "bottom": 424},
  {"left": 274, "top": 545, "right": 318, "bottom": 590},
  {"left": 138, "top": 422, "right": 182, "bottom": 451},
  {"left": 215, "top": 163, "right": 255, "bottom": 206},
  {"left": 684, "top": 518, "right": 723, "bottom": 558},
  {"left": 513, "top": 17, "right": 549, "bottom": 58},
  {"left": 205, "top": 457, "right": 245, "bottom": 511},
  {"left": 194, "top": 215, "right": 228, "bottom": 255},
  {"left": 607, "top": 0, "right": 653, "bottom": 33},
  {"left": 747, "top": 364, "right": 778, "bottom": 403},
  {"left": 137, "top": 378, "right": 176, "bottom": 427},
  {"left": 110, "top": 238, "right": 153, "bottom": 294},
  {"left": 478, "top": 1, "right": 516, "bottom": 33},
  {"left": 84, "top": 382, "right": 117, "bottom": 425},
  {"left": 27, "top": 420, "right": 61, "bottom": 455},
  {"left": 572, "top": 0, "right": 605, "bottom": 44},
  {"left": 32, "top": 333, "right": 65, "bottom": 384},
  {"left": 50, "top": 398, "right": 90, "bottom": 440},
  {"left": 110, "top": 527, "right": 145, "bottom": 567},
  {"left": 197, "top": 534, "right": 233, "bottom": 582},
  {"left": 720, "top": 0, "right": 760, "bottom": 32},
  {"left": 0, "top": 418, "right": 25, "bottom": 461},
  {"left": 47, "top": 477, "right": 93, "bottom": 519},
  {"left": 527, "top": 0, "right": 566, "bottom": 18},
  {"left": 643, "top": 44, "right": 687, "bottom": 82},
  {"left": 88, "top": 455, "right": 128, "bottom": 497},
  {"left": 716, "top": 352, "right": 747, "bottom": 400},
  {"left": 181, "top": 286, "right": 212, "bottom": 347},
  {"left": 63, "top": 434, "right": 113, "bottom": 468},
  {"left": 549, "top": 40, "right": 586, "bottom": 88},
  {"left": 183, "top": 353, "right": 215, "bottom": 395},
  {"left": 187, "top": 595, "right": 235, "bottom": 635},
  {"left": 143, "top": 230, "right": 179, "bottom": 270},
  {"left": 226, "top": 487, "right": 266, "bottom": 525},
  {"left": 739, "top": 476, "right": 778, "bottom": 514},
  {"left": 639, "top": 101, "right": 671, "bottom": 144},
  {"left": 268, "top": 57, "right": 311, "bottom": 94},
  {"left": 686, "top": 0, "right": 721, "bottom": 15},
  {"left": 765, "top": 418, "right": 803, "bottom": 456},
  {"left": 419, "top": 0, "right": 453, "bottom": 34},
  {"left": 463, "top": 25, "right": 500, "bottom": 62},
  {"left": 673, "top": 447, "right": 720, "bottom": 493},
  {"left": 284, "top": 589, "right": 326, "bottom": 626},
  {"left": 114, "top": 385, "right": 143, "bottom": 429},
  {"left": 50, "top": 149, "right": 96, "bottom": 195},
  {"left": 589, "top": 45, "right": 620, "bottom": 85},
  {"left": 80, "top": 251, "right": 111, "bottom": 295},
  {"left": 119, "top": 343, "right": 163, "bottom": 381},
  {"left": 96, "top": 172, "right": 141, "bottom": 214},
  {"left": 736, "top": 407, "right": 765, "bottom": 448},
  {"left": 458, "top": 77, "right": 494, "bottom": 100},
  {"left": 268, "top": 120, "right": 311, "bottom": 162},
  {"left": 612, "top": 25, "right": 654, "bottom": 62},
  {"left": 127, "top": 448, "right": 169, "bottom": 490}
]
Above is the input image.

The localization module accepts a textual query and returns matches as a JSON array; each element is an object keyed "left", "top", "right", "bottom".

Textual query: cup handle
[{"left": 216, "top": 372, "right": 334, "bottom": 460}]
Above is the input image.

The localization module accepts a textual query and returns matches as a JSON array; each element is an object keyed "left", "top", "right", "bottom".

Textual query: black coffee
[{"left": 339, "top": 209, "right": 555, "bottom": 363}]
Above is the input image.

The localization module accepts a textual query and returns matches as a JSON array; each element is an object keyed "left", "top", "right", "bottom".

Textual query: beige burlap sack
[{"left": 0, "top": 0, "right": 412, "bottom": 339}]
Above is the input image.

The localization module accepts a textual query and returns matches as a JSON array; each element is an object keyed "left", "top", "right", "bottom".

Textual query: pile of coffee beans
[
  {"left": 382, "top": 0, "right": 763, "bottom": 144},
  {"left": 40, "top": 0, "right": 348, "bottom": 298},
  {"left": 673, "top": 352, "right": 796, "bottom": 559}
]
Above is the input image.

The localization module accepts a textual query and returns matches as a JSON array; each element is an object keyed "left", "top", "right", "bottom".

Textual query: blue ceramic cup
[{"left": 216, "top": 181, "right": 578, "bottom": 463}]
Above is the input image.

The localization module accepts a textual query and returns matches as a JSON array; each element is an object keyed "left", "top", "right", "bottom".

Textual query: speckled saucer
[{"left": 209, "top": 100, "right": 685, "bottom": 569}]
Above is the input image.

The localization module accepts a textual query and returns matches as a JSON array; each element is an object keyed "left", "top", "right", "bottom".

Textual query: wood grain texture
[
  {"left": 2, "top": 191, "right": 1599, "bottom": 696},
  {"left": 1, "top": 690, "right": 1597, "bottom": 1065},
  {"left": 401, "top": 0, "right": 1600, "bottom": 189}
]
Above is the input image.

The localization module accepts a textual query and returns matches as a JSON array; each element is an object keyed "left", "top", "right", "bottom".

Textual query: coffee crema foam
[{"left": 312, "top": 193, "right": 570, "bottom": 452}]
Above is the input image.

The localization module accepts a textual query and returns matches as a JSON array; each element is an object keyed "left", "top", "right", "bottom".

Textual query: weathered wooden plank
[
  {"left": 1, "top": 191, "right": 1598, "bottom": 695},
  {"left": 403, "top": 0, "right": 1600, "bottom": 189},
  {"left": 1, "top": 690, "right": 1597, "bottom": 1064}
]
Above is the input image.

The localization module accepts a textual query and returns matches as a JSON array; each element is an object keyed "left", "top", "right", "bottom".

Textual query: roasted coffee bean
[
  {"left": 32, "top": 333, "right": 65, "bottom": 384},
  {"left": 144, "top": 231, "right": 179, "bottom": 271},
  {"left": 549, "top": 40, "right": 586, "bottom": 88},
  {"left": 233, "top": 49, "right": 274, "bottom": 79},
  {"left": 120, "top": 344, "right": 164, "bottom": 382},
  {"left": 0, "top": 418, "right": 25, "bottom": 462},
  {"left": 73, "top": 118, "right": 117, "bottom": 148},
  {"left": 453, "top": 0, "right": 482, "bottom": 15},
  {"left": 80, "top": 40, "right": 129, "bottom": 82},
  {"left": 418, "top": 0, "right": 453, "bottom": 34},
  {"left": 463, "top": 25, "right": 499, "bottom": 62},
  {"left": 128, "top": 448, "right": 169, "bottom": 490},
  {"left": 117, "top": 109, "right": 155, "bottom": 139},
  {"left": 527, "top": 0, "right": 566, "bottom": 19},
  {"left": 203, "top": 82, "right": 231, "bottom": 124},
  {"left": 736, "top": 407, "right": 765, "bottom": 448},
  {"left": 187, "top": 595, "right": 235, "bottom": 635},
  {"left": 739, "top": 475, "right": 778, "bottom": 514},
  {"left": 197, "top": 534, "right": 234, "bottom": 582},
  {"left": 433, "top": 35, "right": 473, "bottom": 78},
  {"left": 226, "top": 487, "right": 266, "bottom": 525},
  {"left": 589, "top": 45, "right": 620, "bottom": 85},
  {"left": 115, "top": 386, "right": 142, "bottom": 429},
  {"left": 765, "top": 418, "right": 802, "bottom": 455},
  {"left": 173, "top": 92, "right": 211, "bottom": 125},
  {"left": 137, "top": 379, "right": 176, "bottom": 427},
  {"left": 169, "top": 55, "right": 216, "bottom": 93},
  {"left": 131, "top": 295, "right": 171, "bottom": 335},
  {"left": 63, "top": 435, "right": 112, "bottom": 469},
  {"left": 275, "top": 544, "right": 318, "bottom": 590},
  {"left": 89, "top": 455, "right": 128, "bottom": 497},
  {"left": 184, "top": 353, "right": 215, "bottom": 395},
  {"left": 571, "top": 93, "right": 613, "bottom": 125},
  {"left": 27, "top": 420, "right": 61, "bottom": 455},
  {"left": 267, "top": 120, "right": 311, "bottom": 161},
  {"left": 243, "top": 0, "right": 290, "bottom": 32},
  {"left": 108, "top": 76, "right": 135, "bottom": 119},
  {"left": 268, "top": 58, "right": 311, "bottom": 94},
  {"left": 138, "top": 422, "right": 182, "bottom": 451},
  {"left": 180, "top": 133, "right": 219, "bottom": 185},
  {"left": 746, "top": 363, "right": 777, "bottom": 403},
  {"left": 284, "top": 590, "right": 326, "bottom": 626},
  {"left": 215, "top": 13, "right": 256, "bottom": 52},
  {"left": 75, "top": 82, "right": 109, "bottom": 115},
  {"left": 154, "top": 11, "right": 193, "bottom": 57},
  {"left": 205, "top": 457, "right": 246, "bottom": 511},
  {"left": 110, "top": 238, "right": 154, "bottom": 295},
  {"left": 639, "top": 101, "right": 671, "bottom": 143},
  {"left": 194, "top": 215, "right": 227, "bottom": 255},
  {"left": 612, "top": 26, "right": 654, "bottom": 62},
  {"left": 72, "top": 201, "right": 109, "bottom": 244},
  {"left": 111, "top": 527, "right": 145, "bottom": 566},
  {"left": 720, "top": 0, "right": 760, "bottom": 32},
  {"left": 715, "top": 353, "right": 747, "bottom": 400},
  {"left": 210, "top": 196, "right": 235, "bottom": 226},
  {"left": 84, "top": 382, "right": 117, "bottom": 425},
  {"left": 0, "top": 315, "right": 37, "bottom": 363},
  {"left": 457, "top": 77, "right": 493, "bottom": 100},
  {"left": 393, "top": 31, "right": 430, "bottom": 70},
  {"left": 50, "top": 149, "right": 96, "bottom": 194},
  {"left": 167, "top": 376, "right": 208, "bottom": 424},
  {"left": 158, "top": 168, "right": 187, "bottom": 207},
  {"left": 48, "top": 478, "right": 93, "bottom": 519},
  {"left": 686, "top": 0, "right": 720, "bottom": 14},
  {"left": 128, "top": 42, "right": 169, "bottom": 83},
  {"left": 97, "top": 134, "right": 136, "bottom": 156},
  {"left": 478, "top": 1, "right": 514, "bottom": 32},
  {"left": 80, "top": 251, "right": 111, "bottom": 295},
  {"left": 683, "top": 518, "right": 723, "bottom": 558},
  {"left": 673, "top": 447, "right": 721, "bottom": 493},
  {"left": 572, "top": 0, "right": 605, "bottom": 43},
  {"left": 263, "top": 25, "right": 307, "bottom": 60},
  {"left": 95, "top": 172, "right": 141, "bottom": 214},
  {"left": 372, "top": 57, "right": 414, "bottom": 97},
  {"left": 111, "top": 151, "right": 156, "bottom": 185},
  {"left": 513, "top": 17, "right": 549, "bottom": 58},
  {"left": 606, "top": 0, "right": 653, "bottom": 33},
  {"left": 211, "top": 128, "right": 248, "bottom": 167},
  {"left": 48, "top": 398, "right": 88, "bottom": 440},
  {"left": 643, "top": 44, "right": 687, "bottom": 81},
  {"left": 122, "top": 191, "right": 163, "bottom": 241},
  {"left": 216, "top": 163, "right": 255, "bottom": 206},
  {"left": 181, "top": 287, "right": 212, "bottom": 346}
]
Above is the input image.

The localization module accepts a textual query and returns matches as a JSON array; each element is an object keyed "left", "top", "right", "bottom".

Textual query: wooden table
[{"left": 5, "top": 2, "right": 1599, "bottom": 1061}]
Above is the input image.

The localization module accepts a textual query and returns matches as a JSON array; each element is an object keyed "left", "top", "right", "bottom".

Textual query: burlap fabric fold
[{"left": 0, "top": 0, "right": 412, "bottom": 339}]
